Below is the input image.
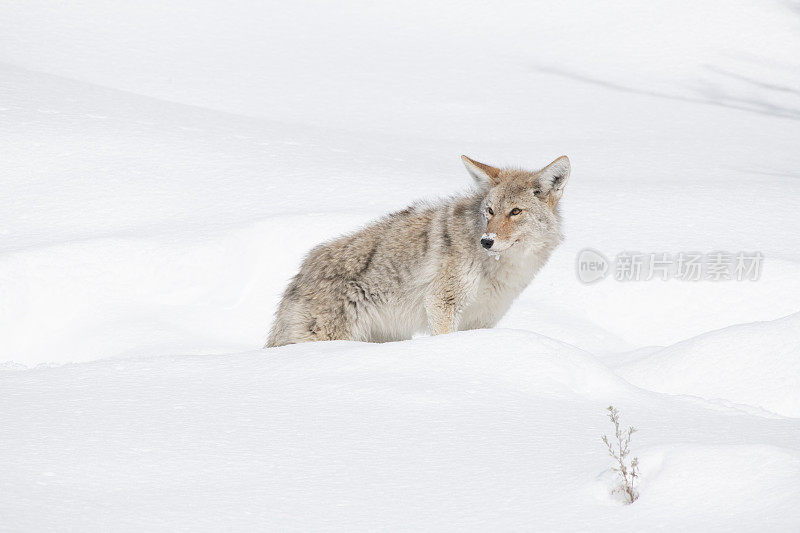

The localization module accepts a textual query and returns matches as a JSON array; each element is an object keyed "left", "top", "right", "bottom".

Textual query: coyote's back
[{"left": 266, "top": 154, "right": 570, "bottom": 347}]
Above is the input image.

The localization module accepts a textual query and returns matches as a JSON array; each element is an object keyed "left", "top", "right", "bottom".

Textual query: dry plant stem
[{"left": 601, "top": 405, "right": 639, "bottom": 503}]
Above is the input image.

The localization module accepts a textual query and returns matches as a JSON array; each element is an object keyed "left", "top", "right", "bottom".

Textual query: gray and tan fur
[{"left": 266, "top": 155, "right": 571, "bottom": 347}]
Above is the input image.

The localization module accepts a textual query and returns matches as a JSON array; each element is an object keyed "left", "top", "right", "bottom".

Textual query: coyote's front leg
[{"left": 425, "top": 270, "right": 469, "bottom": 336}]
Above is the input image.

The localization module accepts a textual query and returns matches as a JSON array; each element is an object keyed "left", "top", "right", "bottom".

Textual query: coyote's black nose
[{"left": 480, "top": 238, "right": 494, "bottom": 249}]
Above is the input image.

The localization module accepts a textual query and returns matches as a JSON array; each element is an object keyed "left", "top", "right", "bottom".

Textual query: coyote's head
[{"left": 461, "top": 154, "right": 570, "bottom": 255}]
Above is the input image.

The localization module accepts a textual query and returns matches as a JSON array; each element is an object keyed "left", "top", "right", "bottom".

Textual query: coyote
[{"left": 266, "top": 155, "right": 570, "bottom": 347}]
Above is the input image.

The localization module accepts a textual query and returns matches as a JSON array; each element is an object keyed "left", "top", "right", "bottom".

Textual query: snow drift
[{"left": 618, "top": 313, "right": 800, "bottom": 418}]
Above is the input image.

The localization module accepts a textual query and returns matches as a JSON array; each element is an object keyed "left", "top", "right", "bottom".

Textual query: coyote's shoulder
[{"left": 266, "top": 155, "right": 570, "bottom": 347}]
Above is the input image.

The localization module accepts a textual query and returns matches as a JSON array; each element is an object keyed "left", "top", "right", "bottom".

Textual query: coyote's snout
[{"left": 266, "top": 154, "right": 571, "bottom": 347}]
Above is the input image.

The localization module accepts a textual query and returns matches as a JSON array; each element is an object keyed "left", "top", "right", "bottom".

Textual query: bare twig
[{"left": 601, "top": 405, "right": 640, "bottom": 503}]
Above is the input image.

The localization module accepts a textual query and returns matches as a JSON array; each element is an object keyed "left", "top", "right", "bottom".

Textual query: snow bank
[
  {"left": 617, "top": 313, "right": 800, "bottom": 417},
  {"left": 2, "top": 330, "right": 799, "bottom": 531}
]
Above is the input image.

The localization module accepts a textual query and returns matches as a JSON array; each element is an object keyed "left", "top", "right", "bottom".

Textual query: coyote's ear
[
  {"left": 537, "top": 155, "right": 570, "bottom": 203},
  {"left": 461, "top": 155, "right": 502, "bottom": 187}
]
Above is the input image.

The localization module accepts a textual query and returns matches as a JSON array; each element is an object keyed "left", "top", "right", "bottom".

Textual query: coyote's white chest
[{"left": 460, "top": 252, "right": 543, "bottom": 330}]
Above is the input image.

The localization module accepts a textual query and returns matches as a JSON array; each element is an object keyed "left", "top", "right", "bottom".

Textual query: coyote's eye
[
  {"left": 510, "top": 208, "right": 522, "bottom": 216},
  {"left": 486, "top": 207, "right": 494, "bottom": 216}
]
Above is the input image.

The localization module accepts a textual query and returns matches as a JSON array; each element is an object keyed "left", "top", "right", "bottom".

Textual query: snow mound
[
  {"left": 617, "top": 313, "right": 800, "bottom": 417},
  {"left": 273, "top": 328, "right": 635, "bottom": 401},
  {"left": 3, "top": 330, "right": 799, "bottom": 531}
]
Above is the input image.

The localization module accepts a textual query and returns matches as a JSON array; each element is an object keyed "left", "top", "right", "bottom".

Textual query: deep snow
[
  {"left": 3, "top": 332, "right": 800, "bottom": 531},
  {"left": 1, "top": 0, "right": 799, "bottom": 530}
]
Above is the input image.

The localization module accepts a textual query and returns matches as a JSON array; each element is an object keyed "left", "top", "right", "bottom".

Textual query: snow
[
  {"left": 4, "top": 332, "right": 800, "bottom": 531},
  {"left": 1, "top": 0, "right": 800, "bottom": 530},
  {"left": 617, "top": 312, "right": 800, "bottom": 418}
]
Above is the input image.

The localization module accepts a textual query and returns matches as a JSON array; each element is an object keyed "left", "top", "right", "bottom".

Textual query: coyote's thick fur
[{"left": 266, "top": 155, "right": 570, "bottom": 347}]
